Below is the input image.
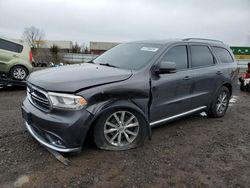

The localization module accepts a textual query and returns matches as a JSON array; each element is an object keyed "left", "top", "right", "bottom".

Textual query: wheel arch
[
  {"left": 7, "top": 56, "right": 32, "bottom": 74},
  {"left": 81, "top": 99, "right": 152, "bottom": 146},
  {"left": 222, "top": 82, "right": 232, "bottom": 96},
  {"left": 9, "top": 64, "right": 30, "bottom": 76}
]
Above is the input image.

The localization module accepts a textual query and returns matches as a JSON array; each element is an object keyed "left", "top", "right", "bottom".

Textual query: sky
[{"left": 0, "top": 0, "right": 250, "bottom": 46}]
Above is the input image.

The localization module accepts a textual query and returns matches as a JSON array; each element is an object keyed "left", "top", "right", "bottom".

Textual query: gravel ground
[{"left": 0, "top": 85, "right": 250, "bottom": 188}]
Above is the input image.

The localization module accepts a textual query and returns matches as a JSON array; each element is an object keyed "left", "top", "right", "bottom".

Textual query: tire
[
  {"left": 10, "top": 66, "right": 28, "bottom": 80},
  {"left": 94, "top": 109, "right": 148, "bottom": 151},
  {"left": 207, "top": 86, "right": 230, "bottom": 118}
]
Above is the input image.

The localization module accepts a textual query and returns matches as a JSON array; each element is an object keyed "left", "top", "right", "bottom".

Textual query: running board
[{"left": 150, "top": 106, "right": 207, "bottom": 127}]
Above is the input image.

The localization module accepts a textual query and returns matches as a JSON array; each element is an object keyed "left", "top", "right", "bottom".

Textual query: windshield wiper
[
  {"left": 86, "top": 60, "right": 94, "bottom": 64},
  {"left": 99, "top": 63, "right": 118, "bottom": 68}
]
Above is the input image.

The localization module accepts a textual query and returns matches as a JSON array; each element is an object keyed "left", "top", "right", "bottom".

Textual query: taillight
[{"left": 29, "top": 51, "right": 33, "bottom": 63}]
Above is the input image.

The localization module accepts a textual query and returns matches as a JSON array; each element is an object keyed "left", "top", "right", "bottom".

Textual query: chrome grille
[{"left": 27, "top": 84, "right": 51, "bottom": 111}]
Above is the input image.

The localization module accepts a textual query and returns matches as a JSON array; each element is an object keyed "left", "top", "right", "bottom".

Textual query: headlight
[{"left": 48, "top": 92, "right": 87, "bottom": 110}]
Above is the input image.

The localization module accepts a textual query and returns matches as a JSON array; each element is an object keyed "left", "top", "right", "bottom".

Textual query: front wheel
[
  {"left": 10, "top": 66, "right": 28, "bottom": 80},
  {"left": 207, "top": 86, "right": 230, "bottom": 118},
  {"left": 94, "top": 109, "right": 147, "bottom": 151}
]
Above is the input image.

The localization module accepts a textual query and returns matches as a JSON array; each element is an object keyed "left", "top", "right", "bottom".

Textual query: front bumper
[
  {"left": 22, "top": 98, "right": 93, "bottom": 152},
  {"left": 25, "top": 121, "right": 80, "bottom": 152}
]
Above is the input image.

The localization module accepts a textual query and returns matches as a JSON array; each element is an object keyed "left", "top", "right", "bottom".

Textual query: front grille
[{"left": 27, "top": 84, "right": 51, "bottom": 111}]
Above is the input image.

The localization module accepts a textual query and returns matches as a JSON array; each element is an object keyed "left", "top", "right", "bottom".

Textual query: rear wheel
[
  {"left": 94, "top": 109, "right": 147, "bottom": 151},
  {"left": 207, "top": 86, "right": 230, "bottom": 118},
  {"left": 10, "top": 66, "right": 28, "bottom": 80}
]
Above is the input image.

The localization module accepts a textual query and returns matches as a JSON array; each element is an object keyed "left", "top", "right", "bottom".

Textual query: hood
[{"left": 28, "top": 63, "right": 132, "bottom": 93}]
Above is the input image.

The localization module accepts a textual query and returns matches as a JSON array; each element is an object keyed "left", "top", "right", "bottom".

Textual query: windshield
[{"left": 93, "top": 43, "right": 163, "bottom": 70}]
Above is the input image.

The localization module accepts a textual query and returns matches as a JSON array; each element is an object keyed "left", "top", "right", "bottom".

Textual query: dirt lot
[{"left": 0, "top": 85, "right": 250, "bottom": 188}]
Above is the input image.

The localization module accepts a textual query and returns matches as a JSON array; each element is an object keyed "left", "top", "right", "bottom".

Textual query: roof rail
[{"left": 182, "top": 38, "right": 224, "bottom": 44}]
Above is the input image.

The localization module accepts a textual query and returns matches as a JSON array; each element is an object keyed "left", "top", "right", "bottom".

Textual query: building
[
  {"left": 90, "top": 41, "right": 120, "bottom": 55},
  {"left": 38, "top": 40, "right": 73, "bottom": 53}
]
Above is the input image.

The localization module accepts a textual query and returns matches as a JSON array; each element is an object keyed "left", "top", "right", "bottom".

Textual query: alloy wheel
[
  {"left": 216, "top": 91, "right": 228, "bottom": 114},
  {"left": 13, "top": 68, "right": 26, "bottom": 80},
  {"left": 104, "top": 111, "right": 139, "bottom": 147}
]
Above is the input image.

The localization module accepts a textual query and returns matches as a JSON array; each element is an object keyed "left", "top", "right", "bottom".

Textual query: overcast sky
[{"left": 0, "top": 0, "right": 250, "bottom": 46}]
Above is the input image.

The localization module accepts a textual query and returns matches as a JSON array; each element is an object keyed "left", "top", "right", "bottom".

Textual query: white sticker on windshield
[{"left": 141, "top": 47, "right": 159, "bottom": 52}]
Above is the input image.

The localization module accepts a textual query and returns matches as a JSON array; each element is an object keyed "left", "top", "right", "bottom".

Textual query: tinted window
[
  {"left": 162, "top": 45, "right": 188, "bottom": 70},
  {"left": 93, "top": 43, "right": 163, "bottom": 70},
  {"left": 0, "top": 39, "right": 23, "bottom": 53},
  {"left": 212, "top": 46, "right": 234, "bottom": 63},
  {"left": 190, "top": 45, "right": 214, "bottom": 68}
]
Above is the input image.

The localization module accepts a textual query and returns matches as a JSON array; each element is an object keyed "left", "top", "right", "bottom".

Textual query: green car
[{"left": 0, "top": 37, "right": 33, "bottom": 80}]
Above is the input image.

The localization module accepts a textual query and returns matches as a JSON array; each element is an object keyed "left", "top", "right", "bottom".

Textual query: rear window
[
  {"left": 0, "top": 39, "right": 23, "bottom": 53},
  {"left": 212, "top": 46, "right": 234, "bottom": 63},
  {"left": 190, "top": 45, "right": 215, "bottom": 68}
]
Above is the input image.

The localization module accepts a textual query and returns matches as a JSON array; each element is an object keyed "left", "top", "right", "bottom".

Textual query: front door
[{"left": 150, "top": 45, "right": 193, "bottom": 125}]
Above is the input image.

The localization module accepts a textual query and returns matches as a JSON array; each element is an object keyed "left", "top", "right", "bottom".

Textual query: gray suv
[{"left": 22, "top": 38, "right": 238, "bottom": 153}]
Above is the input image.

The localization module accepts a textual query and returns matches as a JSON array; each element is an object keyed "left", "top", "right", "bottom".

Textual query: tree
[
  {"left": 84, "top": 46, "right": 89, "bottom": 54},
  {"left": 72, "top": 42, "right": 81, "bottom": 53},
  {"left": 50, "top": 44, "right": 61, "bottom": 63},
  {"left": 50, "top": 44, "right": 59, "bottom": 54},
  {"left": 23, "top": 26, "right": 45, "bottom": 48}
]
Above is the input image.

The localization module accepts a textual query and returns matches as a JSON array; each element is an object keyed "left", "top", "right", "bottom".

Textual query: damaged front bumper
[
  {"left": 22, "top": 98, "right": 93, "bottom": 153},
  {"left": 25, "top": 121, "right": 80, "bottom": 152}
]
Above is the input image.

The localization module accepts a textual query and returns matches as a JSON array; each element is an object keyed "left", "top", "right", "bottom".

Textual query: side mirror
[{"left": 155, "top": 61, "right": 176, "bottom": 74}]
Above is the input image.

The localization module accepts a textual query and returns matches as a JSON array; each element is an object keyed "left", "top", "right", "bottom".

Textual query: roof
[
  {"left": 128, "top": 38, "right": 227, "bottom": 46},
  {"left": 128, "top": 39, "right": 181, "bottom": 45}
]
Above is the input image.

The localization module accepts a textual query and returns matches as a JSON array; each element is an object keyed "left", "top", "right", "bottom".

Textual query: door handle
[
  {"left": 183, "top": 76, "right": 192, "bottom": 80},
  {"left": 13, "top": 54, "right": 19, "bottom": 58},
  {"left": 216, "top": 71, "right": 222, "bottom": 75}
]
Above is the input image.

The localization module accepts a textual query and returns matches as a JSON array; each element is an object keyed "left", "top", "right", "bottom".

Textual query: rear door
[
  {"left": 0, "top": 39, "right": 22, "bottom": 72},
  {"left": 150, "top": 44, "right": 193, "bottom": 124},
  {"left": 187, "top": 44, "right": 221, "bottom": 108}
]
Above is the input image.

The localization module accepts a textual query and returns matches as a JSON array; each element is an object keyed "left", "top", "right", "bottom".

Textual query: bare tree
[{"left": 23, "top": 26, "right": 45, "bottom": 48}]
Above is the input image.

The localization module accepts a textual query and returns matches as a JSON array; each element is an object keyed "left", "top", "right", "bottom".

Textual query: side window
[
  {"left": 212, "top": 46, "right": 234, "bottom": 63},
  {"left": 161, "top": 45, "right": 188, "bottom": 70},
  {"left": 0, "top": 39, "right": 23, "bottom": 53},
  {"left": 190, "top": 45, "right": 214, "bottom": 68}
]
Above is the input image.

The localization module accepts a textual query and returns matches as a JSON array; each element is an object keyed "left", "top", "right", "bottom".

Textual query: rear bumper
[{"left": 22, "top": 98, "right": 94, "bottom": 152}]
